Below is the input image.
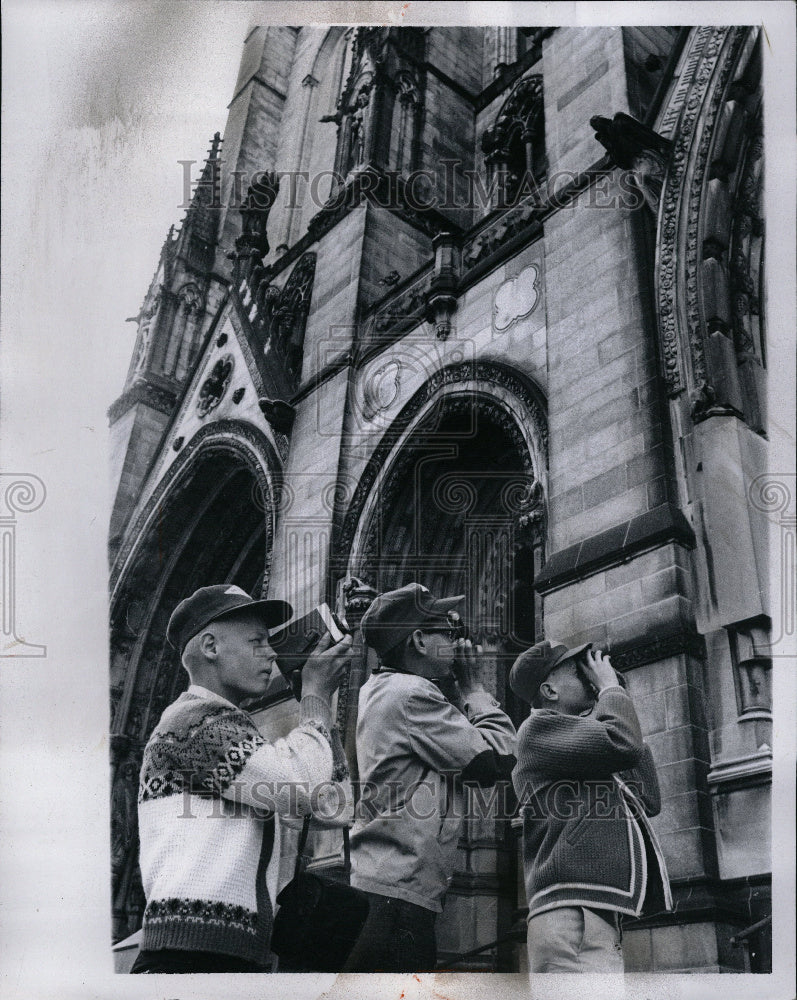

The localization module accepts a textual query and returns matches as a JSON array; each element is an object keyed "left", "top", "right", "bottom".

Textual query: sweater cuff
[
  {"left": 598, "top": 685, "right": 626, "bottom": 697},
  {"left": 299, "top": 693, "right": 334, "bottom": 730}
]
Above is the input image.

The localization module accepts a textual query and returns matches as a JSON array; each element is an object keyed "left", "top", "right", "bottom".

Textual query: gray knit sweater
[{"left": 512, "top": 686, "right": 672, "bottom": 919}]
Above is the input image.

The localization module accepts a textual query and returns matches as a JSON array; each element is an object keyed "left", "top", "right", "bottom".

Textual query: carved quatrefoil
[{"left": 197, "top": 354, "right": 235, "bottom": 417}]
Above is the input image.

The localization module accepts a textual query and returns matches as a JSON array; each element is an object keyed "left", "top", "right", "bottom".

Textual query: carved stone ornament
[
  {"left": 655, "top": 27, "right": 748, "bottom": 397},
  {"left": 362, "top": 359, "right": 401, "bottom": 420},
  {"left": 462, "top": 202, "right": 540, "bottom": 273},
  {"left": 236, "top": 172, "right": 280, "bottom": 260},
  {"left": 513, "top": 477, "right": 546, "bottom": 543},
  {"left": 366, "top": 268, "right": 432, "bottom": 338},
  {"left": 493, "top": 263, "right": 540, "bottom": 332},
  {"left": 107, "top": 381, "right": 178, "bottom": 423},
  {"left": 342, "top": 576, "right": 379, "bottom": 626},
  {"left": 196, "top": 354, "right": 234, "bottom": 417},
  {"left": 590, "top": 112, "right": 672, "bottom": 214},
  {"left": 239, "top": 252, "right": 317, "bottom": 388},
  {"left": 258, "top": 397, "right": 296, "bottom": 434},
  {"left": 689, "top": 380, "right": 727, "bottom": 422}
]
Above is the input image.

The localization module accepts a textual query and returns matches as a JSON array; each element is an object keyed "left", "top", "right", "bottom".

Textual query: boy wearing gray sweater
[{"left": 509, "top": 641, "right": 671, "bottom": 973}]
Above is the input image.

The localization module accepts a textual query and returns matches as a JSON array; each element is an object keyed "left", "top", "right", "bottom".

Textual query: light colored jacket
[{"left": 350, "top": 670, "right": 517, "bottom": 912}]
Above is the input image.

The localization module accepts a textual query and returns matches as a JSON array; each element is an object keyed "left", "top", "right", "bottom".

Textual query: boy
[
  {"left": 510, "top": 640, "right": 671, "bottom": 973},
  {"left": 133, "top": 584, "right": 353, "bottom": 973},
  {"left": 345, "top": 583, "right": 517, "bottom": 972}
]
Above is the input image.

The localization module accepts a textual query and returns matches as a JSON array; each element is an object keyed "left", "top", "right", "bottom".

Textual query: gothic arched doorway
[
  {"left": 109, "top": 434, "right": 283, "bottom": 943},
  {"left": 342, "top": 366, "right": 548, "bottom": 703},
  {"left": 356, "top": 398, "right": 543, "bottom": 669}
]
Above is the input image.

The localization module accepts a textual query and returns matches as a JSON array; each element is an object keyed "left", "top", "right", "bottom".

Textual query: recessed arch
[
  {"left": 111, "top": 419, "right": 281, "bottom": 600},
  {"left": 334, "top": 361, "right": 548, "bottom": 662},
  {"left": 336, "top": 360, "right": 548, "bottom": 572}
]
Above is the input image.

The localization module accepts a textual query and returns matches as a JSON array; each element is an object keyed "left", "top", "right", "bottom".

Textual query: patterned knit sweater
[
  {"left": 512, "top": 687, "right": 672, "bottom": 920},
  {"left": 137, "top": 686, "right": 347, "bottom": 964}
]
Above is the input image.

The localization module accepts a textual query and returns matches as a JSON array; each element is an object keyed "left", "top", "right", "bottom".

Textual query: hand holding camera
[
  {"left": 270, "top": 603, "right": 353, "bottom": 700},
  {"left": 580, "top": 647, "right": 626, "bottom": 695},
  {"left": 302, "top": 631, "right": 354, "bottom": 702},
  {"left": 452, "top": 637, "right": 486, "bottom": 696}
]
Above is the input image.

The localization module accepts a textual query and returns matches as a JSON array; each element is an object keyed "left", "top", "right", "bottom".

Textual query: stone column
[{"left": 336, "top": 577, "right": 378, "bottom": 786}]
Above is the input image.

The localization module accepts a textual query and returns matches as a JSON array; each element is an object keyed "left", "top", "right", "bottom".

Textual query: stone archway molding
[
  {"left": 653, "top": 26, "right": 757, "bottom": 415},
  {"left": 110, "top": 419, "right": 282, "bottom": 603},
  {"left": 336, "top": 360, "right": 548, "bottom": 575}
]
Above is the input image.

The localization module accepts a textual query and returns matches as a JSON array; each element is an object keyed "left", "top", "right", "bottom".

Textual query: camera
[{"left": 269, "top": 603, "right": 350, "bottom": 698}]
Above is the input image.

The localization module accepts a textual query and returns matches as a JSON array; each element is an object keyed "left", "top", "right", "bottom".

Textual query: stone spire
[{"left": 174, "top": 132, "right": 223, "bottom": 272}]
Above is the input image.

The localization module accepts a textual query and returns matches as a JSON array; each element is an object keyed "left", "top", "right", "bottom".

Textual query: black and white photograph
[{"left": 1, "top": 3, "right": 795, "bottom": 998}]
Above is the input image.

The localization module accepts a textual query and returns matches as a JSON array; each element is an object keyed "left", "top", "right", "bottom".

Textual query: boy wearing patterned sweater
[
  {"left": 509, "top": 641, "right": 671, "bottom": 974},
  {"left": 132, "top": 584, "right": 353, "bottom": 974}
]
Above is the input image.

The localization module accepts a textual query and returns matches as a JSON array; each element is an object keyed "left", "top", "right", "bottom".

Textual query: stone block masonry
[{"left": 543, "top": 173, "right": 673, "bottom": 554}]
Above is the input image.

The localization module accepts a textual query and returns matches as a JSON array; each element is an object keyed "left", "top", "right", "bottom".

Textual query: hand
[
  {"left": 452, "top": 638, "right": 485, "bottom": 695},
  {"left": 581, "top": 648, "right": 622, "bottom": 695},
  {"left": 301, "top": 633, "right": 354, "bottom": 702}
]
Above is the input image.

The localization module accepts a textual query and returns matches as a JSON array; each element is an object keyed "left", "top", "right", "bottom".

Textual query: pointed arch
[{"left": 335, "top": 360, "right": 548, "bottom": 588}]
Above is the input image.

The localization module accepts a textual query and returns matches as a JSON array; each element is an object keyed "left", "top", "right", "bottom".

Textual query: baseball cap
[
  {"left": 166, "top": 584, "right": 293, "bottom": 656},
  {"left": 359, "top": 582, "right": 465, "bottom": 658},
  {"left": 509, "top": 639, "right": 592, "bottom": 703}
]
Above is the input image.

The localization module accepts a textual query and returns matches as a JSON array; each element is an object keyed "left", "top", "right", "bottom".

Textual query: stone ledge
[
  {"left": 706, "top": 751, "right": 772, "bottom": 791},
  {"left": 624, "top": 872, "right": 770, "bottom": 933},
  {"left": 107, "top": 379, "right": 178, "bottom": 423},
  {"left": 611, "top": 627, "right": 706, "bottom": 671},
  {"left": 535, "top": 502, "right": 695, "bottom": 594}
]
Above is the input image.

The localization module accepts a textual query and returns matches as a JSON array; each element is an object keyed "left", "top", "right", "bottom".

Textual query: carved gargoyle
[
  {"left": 259, "top": 397, "right": 296, "bottom": 434},
  {"left": 238, "top": 171, "right": 280, "bottom": 259},
  {"left": 590, "top": 112, "right": 672, "bottom": 214}
]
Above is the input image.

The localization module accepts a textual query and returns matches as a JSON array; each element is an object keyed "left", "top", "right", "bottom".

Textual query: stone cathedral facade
[{"left": 109, "top": 25, "right": 772, "bottom": 972}]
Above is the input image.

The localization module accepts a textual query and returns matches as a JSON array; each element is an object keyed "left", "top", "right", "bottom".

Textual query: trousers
[
  {"left": 342, "top": 891, "right": 437, "bottom": 972},
  {"left": 527, "top": 906, "right": 624, "bottom": 973}
]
